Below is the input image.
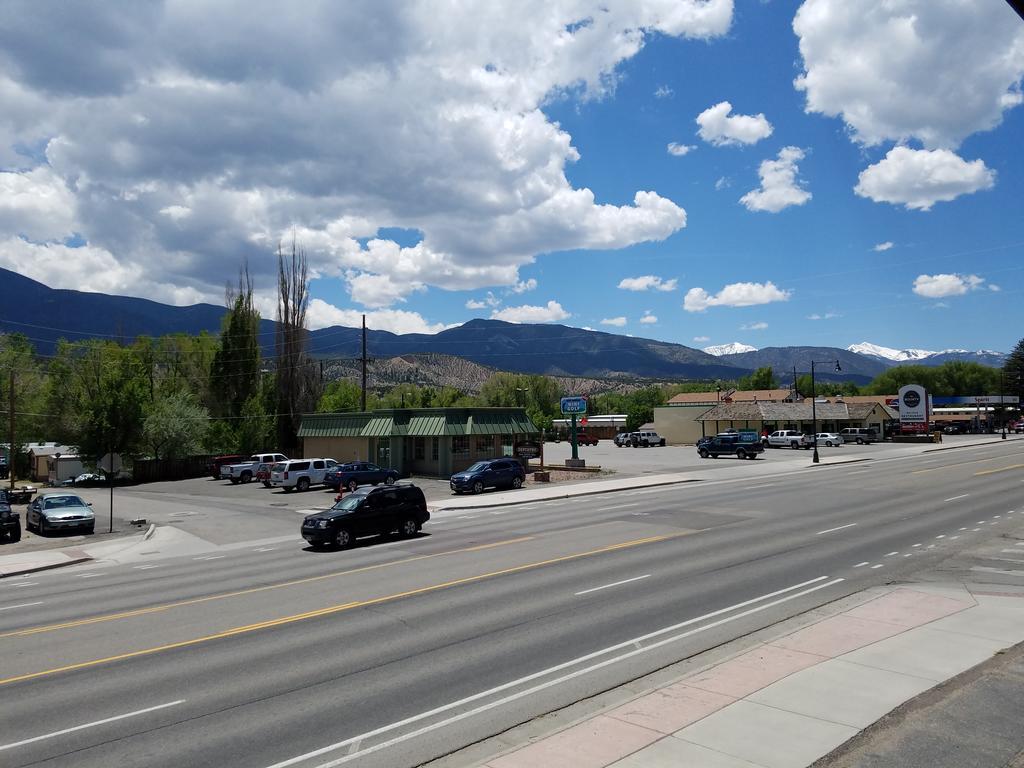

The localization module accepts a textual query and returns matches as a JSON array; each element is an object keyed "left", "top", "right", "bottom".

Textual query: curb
[
  {"left": 924, "top": 436, "right": 1021, "bottom": 453},
  {"left": 0, "top": 556, "right": 93, "bottom": 579},
  {"left": 430, "top": 478, "right": 702, "bottom": 512}
]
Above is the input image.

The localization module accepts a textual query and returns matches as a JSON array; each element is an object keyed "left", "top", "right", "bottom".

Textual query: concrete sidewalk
[{"left": 476, "top": 583, "right": 1024, "bottom": 768}]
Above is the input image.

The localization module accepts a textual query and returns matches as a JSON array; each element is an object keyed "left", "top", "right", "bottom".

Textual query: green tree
[
  {"left": 1002, "top": 337, "right": 1024, "bottom": 400},
  {"left": 142, "top": 392, "right": 208, "bottom": 459},
  {"left": 0, "top": 333, "right": 47, "bottom": 479},
  {"left": 739, "top": 366, "right": 778, "bottom": 390},
  {"left": 210, "top": 265, "right": 262, "bottom": 420},
  {"left": 862, "top": 365, "right": 939, "bottom": 396},
  {"left": 318, "top": 379, "right": 366, "bottom": 412}
]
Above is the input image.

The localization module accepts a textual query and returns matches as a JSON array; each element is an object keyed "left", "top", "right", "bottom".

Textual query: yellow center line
[
  {"left": 0, "top": 532, "right": 682, "bottom": 687},
  {"left": 974, "top": 463, "right": 1024, "bottom": 476},
  {"left": 0, "top": 536, "right": 535, "bottom": 640}
]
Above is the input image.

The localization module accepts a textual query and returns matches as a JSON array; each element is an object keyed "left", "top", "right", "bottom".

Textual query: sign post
[{"left": 560, "top": 396, "right": 588, "bottom": 465}]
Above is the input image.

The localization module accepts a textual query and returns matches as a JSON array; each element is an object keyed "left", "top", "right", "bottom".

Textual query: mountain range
[{"left": 0, "top": 267, "right": 1006, "bottom": 386}]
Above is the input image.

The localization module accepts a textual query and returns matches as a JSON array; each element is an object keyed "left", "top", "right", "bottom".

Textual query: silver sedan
[
  {"left": 815, "top": 432, "right": 844, "bottom": 447},
  {"left": 26, "top": 492, "right": 95, "bottom": 535}
]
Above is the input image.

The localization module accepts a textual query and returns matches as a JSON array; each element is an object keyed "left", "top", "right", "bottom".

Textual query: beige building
[
  {"left": 696, "top": 400, "right": 897, "bottom": 437},
  {"left": 655, "top": 388, "right": 800, "bottom": 444}
]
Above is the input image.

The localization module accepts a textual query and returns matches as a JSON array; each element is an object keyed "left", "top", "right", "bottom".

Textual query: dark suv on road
[
  {"left": 697, "top": 434, "right": 764, "bottom": 460},
  {"left": 0, "top": 489, "right": 20, "bottom": 543},
  {"left": 450, "top": 458, "right": 526, "bottom": 494},
  {"left": 301, "top": 484, "right": 429, "bottom": 548}
]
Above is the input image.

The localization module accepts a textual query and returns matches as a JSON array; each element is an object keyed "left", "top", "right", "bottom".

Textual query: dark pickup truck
[{"left": 697, "top": 434, "right": 765, "bottom": 460}]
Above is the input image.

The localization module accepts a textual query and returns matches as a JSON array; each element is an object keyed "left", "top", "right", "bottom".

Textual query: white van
[{"left": 270, "top": 458, "right": 337, "bottom": 492}]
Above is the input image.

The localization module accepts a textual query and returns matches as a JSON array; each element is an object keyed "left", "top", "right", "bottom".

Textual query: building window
[
  {"left": 475, "top": 435, "right": 493, "bottom": 454},
  {"left": 502, "top": 434, "right": 514, "bottom": 457},
  {"left": 452, "top": 436, "right": 469, "bottom": 455},
  {"left": 414, "top": 437, "right": 425, "bottom": 460},
  {"left": 431, "top": 437, "right": 439, "bottom": 461}
]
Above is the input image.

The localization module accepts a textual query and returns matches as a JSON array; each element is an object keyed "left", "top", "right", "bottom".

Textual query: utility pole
[
  {"left": 7, "top": 369, "right": 14, "bottom": 489},
  {"left": 360, "top": 314, "right": 367, "bottom": 411}
]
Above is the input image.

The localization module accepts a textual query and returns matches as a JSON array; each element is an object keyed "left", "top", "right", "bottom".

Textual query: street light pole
[
  {"left": 810, "top": 359, "right": 842, "bottom": 464},
  {"left": 1001, "top": 369, "right": 1007, "bottom": 439}
]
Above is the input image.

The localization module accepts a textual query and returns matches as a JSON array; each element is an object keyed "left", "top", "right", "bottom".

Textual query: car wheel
[
  {"left": 9, "top": 526, "right": 21, "bottom": 543},
  {"left": 385, "top": 475, "right": 395, "bottom": 485},
  {"left": 347, "top": 480, "right": 358, "bottom": 493},
  {"left": 698, "top": 449, "right": 709, "bottom": 458},
  {"left": 262, "top": 481, "right": 271, "bottom": 488},
  {"left": 334, "top": 527, "right": 353, "bottom": 549},
  {"left": 472, "top": 480, "right": 484, "bottom": 494},
  {"left": 736, "top": 449, "right": 746, "bottom": 459},
  {"left": 511, "top": 476, "right": 523, "bottom": 489},
  {"left": 660, "top": 439, "right": 666, "bottom": 446},
  {"left": 297, "top": 477, "right": 310, "bottom": 492},
  {"left": 399, "top": 518, "right": 420, "bottom": 538},
  {"left": 37, "top": 518, "right": 47, "bottom": 536},
  {"left": 241, "top": 471, "right": 252, "bottom": 484},
  {"left": 825, "top": 440, "right": 834, "bottom": 447},
  {"left": 791, "top": 442, "right": 799, "bottom": 450},
  {"left": 858, "top": 438, "right": 865, "bottom": 444}
]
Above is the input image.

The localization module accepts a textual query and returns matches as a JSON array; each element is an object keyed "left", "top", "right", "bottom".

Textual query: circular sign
[{"left": 903, "top": 391, "right": 921, "bottom": 408}]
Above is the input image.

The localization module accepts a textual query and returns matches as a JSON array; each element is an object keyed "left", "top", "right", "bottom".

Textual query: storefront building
[{"left": 298, "top": 407, "right": 539, "bottom": 477}]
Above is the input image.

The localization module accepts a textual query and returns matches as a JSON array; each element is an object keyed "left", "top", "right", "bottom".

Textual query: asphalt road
[{"left": 1, "top": 440, "right": 1022, "bottom": 767}]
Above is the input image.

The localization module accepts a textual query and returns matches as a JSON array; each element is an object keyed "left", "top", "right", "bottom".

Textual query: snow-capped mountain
[
  {"left": 848, "top": 342, "right": 1006, "bottom": 368},
  {"left": 704, "top": 342, "right": 758, "bottom": 356},
  {"left": 847, "top": 342, "right": 935, "bottom": 362}
]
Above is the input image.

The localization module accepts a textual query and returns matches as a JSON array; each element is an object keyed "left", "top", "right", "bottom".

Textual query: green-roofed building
[{"left": 298, "top": 408, "right": 540, "bottom": 477}]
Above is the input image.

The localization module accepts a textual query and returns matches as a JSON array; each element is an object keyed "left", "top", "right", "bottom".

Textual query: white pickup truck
[
  {"left": 765, "top": 430, "right": 814, "bottom": 450},
  {"left": 221, "top": 453, "right": 288, "bottom": 484}
]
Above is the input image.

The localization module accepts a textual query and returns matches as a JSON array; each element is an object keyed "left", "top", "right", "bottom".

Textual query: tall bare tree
[{"left": 275, "top": 237, "right": 321, "bottom": 454}]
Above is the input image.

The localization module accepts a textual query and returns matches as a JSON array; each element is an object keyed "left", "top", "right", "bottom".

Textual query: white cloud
[
  {"left": 600, "top": 316, "right": 627, "bottom": 327},
  {"left": 912, "top": 273, "right": 986, "bottom": 298},
  {"left": 654, "top": 85, "right": 674, "bottom": 99},
  {"left": 465, "top": 299, "right": 487, "bottom": 310},
  {"left": 807, "top": 312, "right": 840, "bottom": 320},
  {"left": 617, "top": 275, "right": 678, "bottom": 292},
  {"left": 740, "top": 321, "right": 768, "bottom": 330},
  {"left": 714, "top": 176, "right": 731, "bottom": 191},
  {"left": 855, "top": 147, "right": 995, "bottom": 211},
  {"left": 740, "top": 147, "right": 812, "bottom": 213},
  {"left": 794, "top": 0, "right": 1024, "bottom": 149},
  {"left": 510, "top": 278, "right": 537, "bottom": 293},
  {"left": 307, "top": 298, "right": 451, "bottom": 334},
  {"left": 491, "top": 300, "right": 570, "bottom": 323},
  {"left": 0, "top": 1, "right": 730, "bottom": 308},
  {"left": 873, "top": 241, "right": 894, "bottom": 252},
  {"left": 989, "top": 284, "right": 1002, "bottom": 292},
  {"left": 696, "top": 101, "right": 773, "bottom": 146},
  {"left": 693, "top": 335, "right": 710, "bottom": 343},
  {"left": 639, "top": 312, "right": 657, "bottom": 324},
  {"left": 667, "top": 142, "right": 696, "bottom": 156},
  {"left": 683, "top": 280, "right": 792, "bottom": 312}
]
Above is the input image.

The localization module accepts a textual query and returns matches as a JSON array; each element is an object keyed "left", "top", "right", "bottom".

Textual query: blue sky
[{"left": 1, "top": 1, "right": 1022, "bottom": 353}]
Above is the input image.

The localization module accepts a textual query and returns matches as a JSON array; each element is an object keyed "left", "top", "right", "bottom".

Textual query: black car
[
  {"left": 301, "top": 484, "right": 429, "bottom": 548},
  {"left": 450, "top": 458, "right": 525, "bottom": 494},
  {"left": 0, "top": 489, "right": 20, "bottom": 543},
  {"left": 324, "top": 461, "right": 400, "bottom": 492},
  {"left": 697, "top": 434, "right": 765, "bottom": 460}
]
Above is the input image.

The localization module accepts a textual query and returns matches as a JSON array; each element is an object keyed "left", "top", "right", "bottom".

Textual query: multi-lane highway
[{"left": 1, "top": 440, "right": 1022, "bottom": 767}]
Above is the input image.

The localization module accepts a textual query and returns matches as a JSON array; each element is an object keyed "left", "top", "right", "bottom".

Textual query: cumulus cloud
[
  {"left": 740, "top": 147, "right": 812, "bottom": 212},
  {"left": 0, "top": 1, "right": 729, "bottom": 308},
  {"left": 491, "top": 300, "right": 570, "bottom": 323},
  {"left": 307, "top": 298, "right": 450, "bottom": 334},
  {"left": 600, "top": 316, "right": 627, "bottom": 326},
  {"left": 854, "top": 147, "right": 995, "bottom": 211},
  {"left": 989, "top": 284, "right": 1002, "bottom": 292},
  {"left": 714, "top": 176, "right": 731, "bottom": 191},
  {"left": 465, "top": 298, "right": 487, "bottom": 310},
  {"left": 912, "top": 273, "right": 986, "bottom": 298},
  {"left": 793, "top": 0, "right": 1024, "bottom": 149},
  {"left": 683, "top": 280, "right": 792, "bottom": 312},
  {"left": 667, "top": 142, "right": 696, "bottom": 156},
  {"left": 511, "top": 278, "right": 537, "bottom": 293},
  {"left": 617, "top": 275, "right": 678, "bottom": 292},
  {"left": 696, "top": 101, "right": 773, "bottom": 146},
  {"left": 740, "top": 321, "right": 768, "bottom": 330},
  {"left": 639, "top": 312, "right": 657, "bottom": 324},
  {"left": 873, "top": 241, "right": 894, "bottom": 252}
]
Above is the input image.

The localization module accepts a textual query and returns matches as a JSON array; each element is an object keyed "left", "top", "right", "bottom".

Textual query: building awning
[
  {"left": 469, "top": 411, "right": 536, "bottom": 435},
  {"left": 362, "top": 416, "right": 394, "bottom": 437},
  {"left": 297, "top": 413, "right": 371, "bottom": 438},
  {"left": 299, "top": 408, "right": 538, "bottom": 439}
]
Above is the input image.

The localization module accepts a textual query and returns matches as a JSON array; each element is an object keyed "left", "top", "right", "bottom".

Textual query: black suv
[
  {"left": 301, "top": 484, "right": 429, "bottom": 548},
  {"left": 449, "top": 458, "right": 526, "bottom": 494},
  {"left": 697, "top": 434, "right": 765, "bottom": 460},
  {"left": 0, "top": 489, "right": 20, "bottom": 543}
]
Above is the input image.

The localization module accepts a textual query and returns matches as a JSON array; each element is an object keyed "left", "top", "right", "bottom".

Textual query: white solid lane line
[
  {"left": 944, "top": 494, "right": 969, "bottom": 502},
  {"left": 263, "top": 576, "right": 842, "bottom": 768},
  {"left": 134, "top": 565, "right": 160, "bottom": 570},
  {"left": 817, "top": 523, "right": 857, "bottom": 535},
  {"left": 0, "top": 700, "right": 186, "bottom": 752},
  {"left": 594, "top": 503, "right": 640, "bottom": 512},
  {"left": 853, "top": 562, "right": 869, "bottom": 568},
  {"left": 12, "top": 582, "right": 38, "bottom": 588},
  {"left": 575, "top": 575, "right": 651, "bottom": 596},
  {"left": 871, "top": 564, "right": 884, "bottom": 569},
  {"left": 0, "top": 601, "right": 43, "bottom": 612}
]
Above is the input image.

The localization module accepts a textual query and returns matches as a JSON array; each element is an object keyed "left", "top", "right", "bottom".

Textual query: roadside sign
[
  {"left": 515, "top": 442, "right": 540, "bottom": 459},
  {"left": 560, "top": 396, "right": 587, "bottom": 415},
  {"left": 99, "top": 452, "right": 123, "bottom": 473}
]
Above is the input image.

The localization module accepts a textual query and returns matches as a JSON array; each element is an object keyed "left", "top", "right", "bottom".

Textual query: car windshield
[
  {"left": 465, "top": 462, "right": 489, "bottom": 473},
  {"left": 43, "top": 495, "right": 84, "bottom": 509},
  {"left": 331, "top": 495, "right": 364, "bottom": 511}
]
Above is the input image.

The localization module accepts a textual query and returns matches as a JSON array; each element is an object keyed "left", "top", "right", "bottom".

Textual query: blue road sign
[{"left": 560, "top": 396, "right": 587, "bottom": 415}]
